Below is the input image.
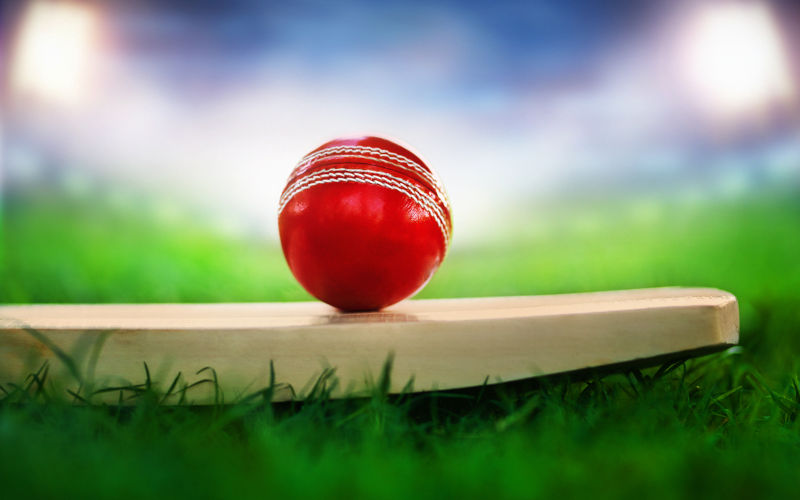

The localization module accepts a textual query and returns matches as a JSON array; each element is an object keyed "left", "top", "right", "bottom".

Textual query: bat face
[{"left": 0, "top": 288, "right": 738, "bottom": 404}]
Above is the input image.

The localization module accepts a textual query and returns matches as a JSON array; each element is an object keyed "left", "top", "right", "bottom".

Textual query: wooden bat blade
[{"left": 0, "top": 287, "right": 738, "bottom": 403}]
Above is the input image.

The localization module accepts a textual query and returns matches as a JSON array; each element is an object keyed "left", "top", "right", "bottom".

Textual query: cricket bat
[{"left": 0, "top": 287, "right": 738, "bottom": 404}]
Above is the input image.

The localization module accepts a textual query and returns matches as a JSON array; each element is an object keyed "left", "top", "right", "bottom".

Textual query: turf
[{"left": 2, "top": 187, "right": 800, "bottom": 498}]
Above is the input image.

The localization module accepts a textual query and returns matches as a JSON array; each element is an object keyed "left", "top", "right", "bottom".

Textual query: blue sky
[{"left": 112, "top": 0, "right": 653, "bottom": 94}]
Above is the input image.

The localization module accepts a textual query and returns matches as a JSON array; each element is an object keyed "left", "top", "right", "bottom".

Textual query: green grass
[{"left": 2, "top": 187, "right": 800, "bottom": 498}]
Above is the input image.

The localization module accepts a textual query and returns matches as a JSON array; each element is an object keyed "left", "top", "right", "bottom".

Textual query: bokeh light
[
  {"left": 10, "top": 1, "right": 100, "bottom": 106},
  {"left": 677, "top": 1, "right": 794, "bottom": 118}
]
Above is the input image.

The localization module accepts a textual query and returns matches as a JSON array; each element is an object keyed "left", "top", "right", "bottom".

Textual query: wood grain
[{"left": 0, "top": 287, "right": 739, "bottom": 403}]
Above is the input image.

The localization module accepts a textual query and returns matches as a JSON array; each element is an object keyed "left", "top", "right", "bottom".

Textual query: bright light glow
[
  {"left": 11, "top": 1, "right": 99, "bottom": 105},
  {"left": 679, "top": 2, "right": 795, "bottom": 116}
]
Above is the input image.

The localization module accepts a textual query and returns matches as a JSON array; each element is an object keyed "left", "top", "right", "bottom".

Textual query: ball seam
[
  {"left": 280, "top": 167, "right": 451, "bottom": 237},
  {"left": 280, "top": 169, "right": 450, "bottom": 243},
  {"left": 295, "top": 146, "right": 450, "bottom": 208},
  {"left": 279, "top": 170, "right": 450, "bottom": 246}
]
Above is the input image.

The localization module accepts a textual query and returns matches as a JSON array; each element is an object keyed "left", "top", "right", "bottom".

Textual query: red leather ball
[{"left": 278, "top": 136, "right": 452, "bottom": 311}]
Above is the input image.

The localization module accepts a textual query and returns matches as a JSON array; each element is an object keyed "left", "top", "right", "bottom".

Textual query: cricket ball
[{"left": 278, "top": 136, "right": 452, "bottom": 311}]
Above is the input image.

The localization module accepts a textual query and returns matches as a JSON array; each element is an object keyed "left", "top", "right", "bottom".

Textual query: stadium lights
[
  {"left": 678, "top": 2, "right": 795, "bottom": 117},
  {"left": 10, "top": 1, "right": 99, "bottom": 106}
]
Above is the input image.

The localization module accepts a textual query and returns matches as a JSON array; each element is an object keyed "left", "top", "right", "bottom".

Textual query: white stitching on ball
[
  {"left": 280, "top": 167, "right": 451, "bottom": 239},
  {"left": 279, "top": 176, "right": 449, "bottom": 246},
  {"left": 299, "top": 152, "right": 450, "bottom": 207},
  {"left": 280, "top": 169, "right": 450, "bottom": 244},
  {"left": 282, "top": 167, "right": 444, "bottom": 220},
  {"left": 279, "top": 169, "right": 450, "bottom": 245},
  {"left": 297, "top": 145, "right": 446, "bottom": 195},
  {"left": 295, "top": 146, "right": 450, "bottom": 208}
]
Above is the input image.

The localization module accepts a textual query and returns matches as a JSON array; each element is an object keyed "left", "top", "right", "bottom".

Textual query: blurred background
[
  {"left": 0, "top": 0, "right": 799, "bottom": 307},
  {"left": 4, "top": 3, "right": 800, "bottom": 495}
]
